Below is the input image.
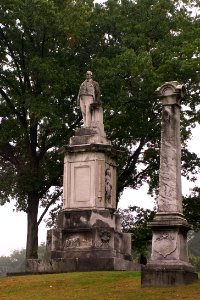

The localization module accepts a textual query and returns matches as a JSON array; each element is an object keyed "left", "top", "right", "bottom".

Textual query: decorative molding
[{"left": 64, "top": 237, "right": 80, "bottom": 248}]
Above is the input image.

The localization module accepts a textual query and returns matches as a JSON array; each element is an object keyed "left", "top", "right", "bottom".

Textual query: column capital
[{"left": 156, "top": 81, "right": 186, "bottom": 106}]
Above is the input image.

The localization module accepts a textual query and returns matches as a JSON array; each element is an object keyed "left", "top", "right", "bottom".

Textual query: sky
[{"left": 0, "top": 125, "right": 199, "bottom": 256}]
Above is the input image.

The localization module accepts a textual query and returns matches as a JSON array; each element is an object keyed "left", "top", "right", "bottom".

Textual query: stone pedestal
[
  {"left": 27, "top": 209, "right": 134, "bottom": 273},
  {"left": 26, "top": 103, "right": 135, "bottom": 273},
  {"left": 141, "top": 82, "right": 198, "bottom": 287},
  {"left": 63, "top": 143, "right": 116, "bottom": 210}
]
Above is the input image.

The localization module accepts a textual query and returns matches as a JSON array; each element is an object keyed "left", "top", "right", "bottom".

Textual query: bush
[{"left": 189, "top": 255, "right": 200, "bottom": 272}]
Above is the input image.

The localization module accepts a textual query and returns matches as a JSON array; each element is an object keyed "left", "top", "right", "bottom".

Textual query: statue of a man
[{"left": 77, "top": 71, "right": 101, "bottom": 127}]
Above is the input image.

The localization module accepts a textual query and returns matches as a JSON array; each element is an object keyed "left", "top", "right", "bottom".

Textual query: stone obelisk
[{"left": 141, "top": 81, "right": 198, "bottom": 287}]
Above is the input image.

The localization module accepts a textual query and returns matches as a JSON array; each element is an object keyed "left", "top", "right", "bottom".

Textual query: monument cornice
[{"left": 61, "top": 143, "right": 119, "bottom": 158}]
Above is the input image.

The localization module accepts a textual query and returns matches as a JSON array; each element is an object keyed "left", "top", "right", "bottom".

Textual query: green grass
[{"left": 0, "top": 272, "right": 199, "bottom": 300}]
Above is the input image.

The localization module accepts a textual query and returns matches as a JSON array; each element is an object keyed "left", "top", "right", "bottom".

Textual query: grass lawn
[{"left": 0, "top": 272, "right": 199, "bottom": 300}]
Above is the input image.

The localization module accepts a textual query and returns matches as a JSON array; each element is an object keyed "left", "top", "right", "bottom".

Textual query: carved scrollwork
[{"left": 93, "top": 230, "right": 111, "bottom": 248}]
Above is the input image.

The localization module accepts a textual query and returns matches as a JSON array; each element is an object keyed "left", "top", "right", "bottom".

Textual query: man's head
[{"left": 86, "top": 70, "right": 92, "bottom": 80}]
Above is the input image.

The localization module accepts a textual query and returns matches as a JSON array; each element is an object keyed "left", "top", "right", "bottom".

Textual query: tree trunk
[{"left": 26, "top": 192, "right": 40, "bottom": 259}]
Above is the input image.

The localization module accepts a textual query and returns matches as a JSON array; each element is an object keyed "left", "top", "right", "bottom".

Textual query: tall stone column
[{"left": 141, "top": 81, "right": 198, "bottom": 287}]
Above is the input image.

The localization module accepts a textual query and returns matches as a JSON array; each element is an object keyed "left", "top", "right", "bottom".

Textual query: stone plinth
[
  {"left": 141, "top": 265, "right": 198, "bottom": 287},
  {"left": 26, "top": 209, "right": 134, "bottom": 273},
  {"left": 63, "top": 143, "right": 116, "bottom": 210},
  {"left": 141, "top": 82, "right": 198, "bottom": 287}
]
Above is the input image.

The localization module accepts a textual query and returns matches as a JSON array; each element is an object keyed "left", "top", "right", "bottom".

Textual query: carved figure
[
  {"left": 105, "top": 168, "right": 112, "bottom": 203},
  {"left": 77, "top": 71, "right": 101, "bottom": 127},
  {"left": 64, "top": 237, "right": 80, "bottom": 248}
]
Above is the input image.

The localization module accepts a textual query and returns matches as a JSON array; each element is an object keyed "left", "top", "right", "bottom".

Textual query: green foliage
[
  {"left": 188, "top": 231, "right": 200, "bottom": 256},
  {"left": 183, "top": 188, "right": 200, "bottom": 231},
  {"left": 189, "top": 255, "right": 200, "bottom": 272},
  {"left": 0, "top": 243, "right": 46, "bottom": 275},
  {"left": 89, "top": 0, "right": 200, "bottom": 197},
  {"left": 188, "top": 231, "right": 200, "bottom": 272},
  {"left": 0, "top": 0, "right": 94, "bottom": 258},
  {"left": 0, "top": 0, "right": 94, "bottom": 206},
  {"left": 118, "top": 206, "right": 155, "bottom": 257}
]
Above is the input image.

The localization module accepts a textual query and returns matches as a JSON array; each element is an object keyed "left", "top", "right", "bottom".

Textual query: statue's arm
[
  {"left": 77, "top": 93, "right": 80, "bottom": 106},
  {"left": 77, "top": 85, "right": 82, "bottom": 106},
  {"left": 94, "top": 81, "right": 101, "bottom": 103}
]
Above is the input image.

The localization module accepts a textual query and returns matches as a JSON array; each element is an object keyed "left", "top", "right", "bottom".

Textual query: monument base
[
  {"left": 26, "top": 209, "right": 136, "bottom": 273},
  {"left": 141, "top": 264, "right": 198, "bottom": 287},
  {"left": 141, "top": 213, "right": 198, "bottom": 287},
  {"left": 26, "top": 257, "right": 136, "bottom": 274}
]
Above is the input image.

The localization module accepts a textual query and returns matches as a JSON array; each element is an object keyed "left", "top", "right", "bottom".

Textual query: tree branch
[
  {"left": 119, "top": 137, "right": 146, "bottom": 180},
  {"left": 37, "top": 190, "right": 62, "bottom": 226},
  {"left": 0, "top": 75, "right": 21, "bottom": 96},
  {"left": 0, "top": 28, "right": 24, "bottom": 91},
  {"left": 0, "top": 88, "right": 26, "bottom": 126},
  {"left": 0, "top": 142, "right": 19, "bottom": 168}
]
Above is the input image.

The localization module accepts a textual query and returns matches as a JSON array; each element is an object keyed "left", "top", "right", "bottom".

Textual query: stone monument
[
  {"left": 141, "top": 82, "right": 198, "bottom": 287},
  {"left": 26, "top": 72, "right": 134, "bottom": 273}
]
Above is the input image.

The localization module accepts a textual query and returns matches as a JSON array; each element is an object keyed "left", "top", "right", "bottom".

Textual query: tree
[
  {"left": 188, "top": 231, "right": 200, "bottom": 256},
  {"left": 89, "top": 0, "right": 200, "bottom": 198},
  {"left": 0, "top": 0, "right": 94, "bottom": 259},
  {"left": 119, "top": 206, "right": 155, "bottom": 258},
  {"left": 0, "top": 243, "right": 46, "bottom": 275},
  {"left": 188, "top": 231, "right": 200, "bottom": 272},
  {"left": 183, "top": 187, "right": 200, "bottom": 232}
]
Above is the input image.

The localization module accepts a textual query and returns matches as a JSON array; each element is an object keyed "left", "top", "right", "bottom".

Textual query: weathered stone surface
[
  {"left": 70, "top": 126, "right": 110, "bottom": 145},
  {"left": 141, "top": 82, "right": 197, "bottom": 287},
  {"left": 26, "top": 257, "right": 137, "bottom": 274},
  {"left": 156, "top": 82, "right": 184, "bottom": 213},
  {"left": 26, "top": 209, "right": 135, "bottom": 273},
  {"left": 63, "top": 148, "right": 117, "bottom": 210},
  {"left": 26, "top": 77, "right": 135, "bottom": 273},
  {"left": 77, "top": 71, "right": 102, "bottom": 129},
  {"left": 141, "top": 265, "right": 198, "bottom": 287}
]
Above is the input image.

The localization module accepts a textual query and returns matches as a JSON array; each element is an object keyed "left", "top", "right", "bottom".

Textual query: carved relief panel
[
  {"left": 93, "top": 229, "right": 113, "bottom": 249},
  {"left": 151, "top": 231, "right": 178, "bottom": 260},
  {"left": 157, "top": 101, "right": 182, "bottom": 213},
  {"left": 63, "top": 232, "right": 92, "bottom": 249}
]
